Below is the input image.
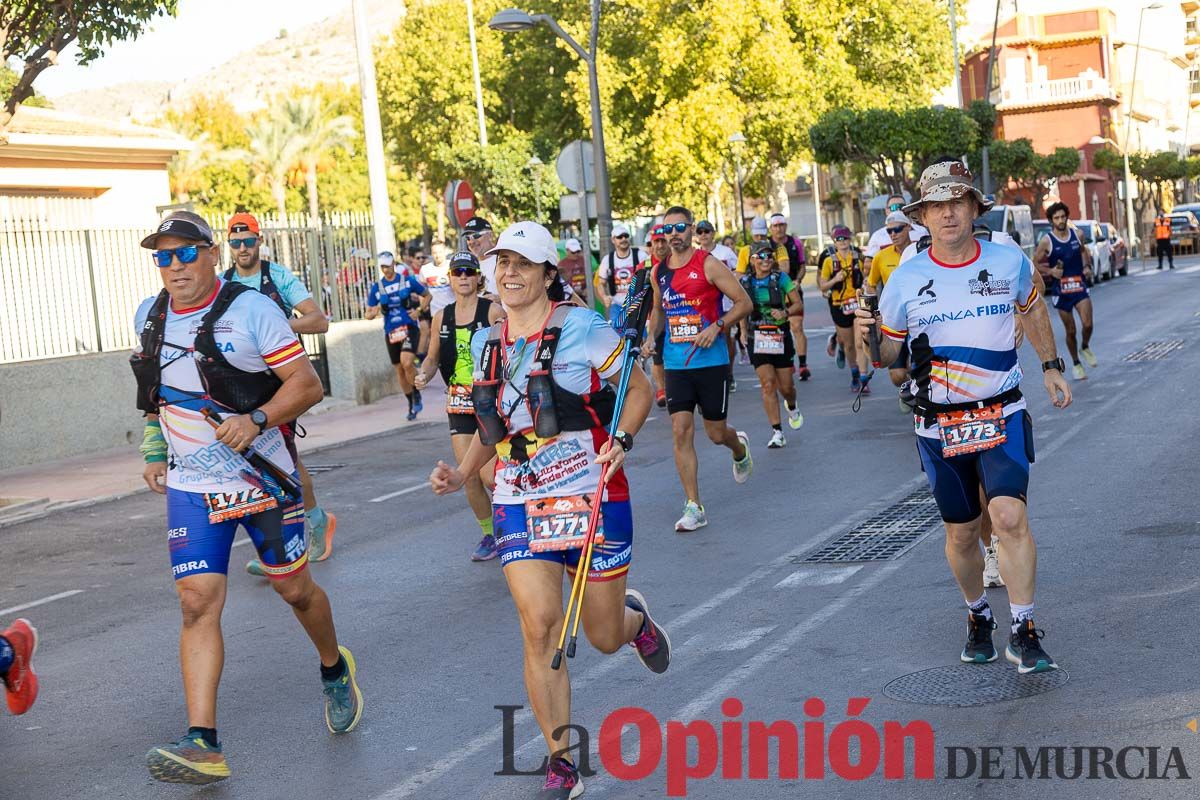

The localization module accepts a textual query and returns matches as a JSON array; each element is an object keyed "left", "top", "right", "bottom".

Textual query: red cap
[{"left": 227, "top": 212, "right": 261, "bottom": 235}]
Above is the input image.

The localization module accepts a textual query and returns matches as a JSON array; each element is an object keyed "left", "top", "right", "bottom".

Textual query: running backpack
[{"left": 605, "top": 248, "right": 641, "bottom": 295}]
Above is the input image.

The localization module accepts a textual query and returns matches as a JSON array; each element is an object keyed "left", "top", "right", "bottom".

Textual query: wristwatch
[
  {"left": 249, "top": 409, "right": 269, "bottom": 433},
  {"left": 715, "top": 318, "right": 725, "bottom": 329},
  {"left": 1041, "top": 358, "right": 1065, "bottom": 374},
  {"left": 614, "top": 430, "right": 634, "bottom": 452}
]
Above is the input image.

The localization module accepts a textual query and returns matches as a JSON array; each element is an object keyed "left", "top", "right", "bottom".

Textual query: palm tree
[
  {"left": 283, "top": 95, "right": 356, "bottom": 226},
  {"left": 241, "top": 111, "right": 300, "bottom": 223}
]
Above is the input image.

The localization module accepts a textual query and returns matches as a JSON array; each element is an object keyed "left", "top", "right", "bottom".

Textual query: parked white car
[{"left": 1073, "top": 219, "right": 1113, "bottom": 281}]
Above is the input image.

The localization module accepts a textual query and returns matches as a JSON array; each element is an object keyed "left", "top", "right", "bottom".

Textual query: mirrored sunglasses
[{"left": 152, "top": 245, "right": 201, "bottom": 267}]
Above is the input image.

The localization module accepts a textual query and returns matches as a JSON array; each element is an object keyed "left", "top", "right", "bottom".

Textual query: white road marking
[
  {"left": 1177, "top": 264, "right": 1200, "bottom": 274},
  {"left": 0, "top": 589, "right": 85, "bottom": 616},
  {"left": 773, "top": 565, "right": 863, "bottom": 588},
  {"left": 369, "top": 479, "right": 928, "bottom": 799},
  {"left": 369, "top": 483, "right": 430, "bottom": 503},
  {"left": 1134, "top": 269, "right": 1165, "bottom": 278}
]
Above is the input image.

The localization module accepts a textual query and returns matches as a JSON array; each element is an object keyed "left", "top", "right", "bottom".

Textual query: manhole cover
[
  {"left": 884, "top": 662, "right": 1070, "bottom": 707},
  {"left": 798, "top": 488, "right": 942, "bottom": 563},
  {"left": 1123, "top": 340, "right": 1184, "bottom": 361}
]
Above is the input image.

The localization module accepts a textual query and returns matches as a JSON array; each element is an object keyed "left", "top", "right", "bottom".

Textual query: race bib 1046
[
  {"left": 937, "top": 403, "right": 1006, "bottom": 458},
  {"left": 446, "top": 383, "right": 474, "bottom": 414}
]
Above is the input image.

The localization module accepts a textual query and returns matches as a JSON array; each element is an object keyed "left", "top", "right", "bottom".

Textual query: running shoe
[
  {"left": 674, "top": 501, "right": 707, "bottom": 532},
  {"left": 323, "top": 646, "right": 364, "bottom": 734},
  {"left": 245, "top": 559, "right": 267, "bottom": 577},
  {"left": 471, "top": 533, "right": 499, "bottom": 562},
  {"left": 625, "top": 589, "right": 671, "bottom": 674},
  {"left": 787, "top": 404, "right": 804, "bottom": 429},
  {"left": 825, "top": 333, "right": 836, "bottom": 358},
  {"left": 729, "top": 378, "right": 738, "bottom": 394},
  {"left": 1071, "top": 363, "right": 1086, "bottom": 381},
  {"left": 1005, "top": 620, "right": 1058, "bottom": 674},
  {"left": 2, "top": 618, "right": 38, "bottom": 715},
  {"left": 308, "top": 509, "right": 337, "bottom": 563},
  {"left": 835, "top": 346, "right": 846, "bottom": 370},
  {"left": 960, "top": 612, "right": 998, "bottom": 664},
  {"left": 655, "top": 389, "right": 667, "bottom": 408},
  {"left": 798, "top": 366, "right": 811, "bottom": 381},
  {"left": 767, "top": 430, "right": 786, "bottom": 448},
  {"left": 146, "top": 732, "right": 230, "bottom": 785},
  {"left": 537, "top": 757, "right": 584, "bottom": 799},
  {"left": 738, "top": 351, "right": 749, "bottom": 366},
  {"left": 983, "top": 544, "right": 1005, "bottom": 588},
  {"left": 1081, "top": 348, "right": 1098, "bottom": 368},
  {"left": 732, "top": 431, "right": 752, "bottom": 484},
  {"left": 413, "top": 391, "right": 424, "bottom": 415},
  {"left": 406, "top": 408, "right": 418, "bottom": 421}
]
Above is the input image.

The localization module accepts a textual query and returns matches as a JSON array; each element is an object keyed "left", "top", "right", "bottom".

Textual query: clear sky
[{"left": 35, "top": 0, "right": 349, "bottom": 97}]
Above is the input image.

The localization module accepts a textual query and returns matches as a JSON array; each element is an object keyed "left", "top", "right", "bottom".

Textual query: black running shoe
[
  {"left": 960, "top": 612, "right": 997, "bottom": 663},
  {"left": 1005, "top": 619, "right": 1058, "bottom": 674},
  {"left": 625, "top": 589, "right": 671, "bottom": 674},
  {"left": 537, "top": 757, "right": 583, "bottom": 799}
]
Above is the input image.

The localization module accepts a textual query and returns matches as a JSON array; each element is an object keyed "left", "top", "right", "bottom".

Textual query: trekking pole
[
  {"left": 200, "top": 408, "right": 303, "bottom": 502},
  {"left": 552, "top": 270, "right": 654, "bottom": 670}
]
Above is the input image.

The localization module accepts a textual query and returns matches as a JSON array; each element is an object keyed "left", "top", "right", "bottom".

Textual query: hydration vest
[
  {"left": 471, "top": 304, "right": 616, "bottom": 445},
  {"left": 130, "top": 282, "right": 283, "bottom": 415},
  {"left": 819, "top": 246, "right": 863, "bottom": 298},
  {"left": 776, "top": 235, "right": 805, "bottom": 280},
  {"left": 605, "top": 248, "right": 641, "bottom": 295},
  {"left": 437, "top": 297, "right": 493, "bottom": 386},
  {"left": 740, "top": 271, "right": 785, "bottom": 323},
  {"left": 224, "top": 260, "right": 288, "bottom": 316}
]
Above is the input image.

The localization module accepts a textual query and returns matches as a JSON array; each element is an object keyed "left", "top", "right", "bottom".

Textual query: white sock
[
  {"left": 966, "top": 593, "right": 992, "bottom": 620},
  {"left": 1009, "top": 602, "right": 1035, "bottom": 633}
]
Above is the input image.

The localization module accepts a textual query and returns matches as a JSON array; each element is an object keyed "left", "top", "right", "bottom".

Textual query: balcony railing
[{"left": 990, "top": 69, "right": 1115, "bottom": 107}]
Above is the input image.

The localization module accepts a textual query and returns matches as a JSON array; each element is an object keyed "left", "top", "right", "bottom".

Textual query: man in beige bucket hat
[{"left": 856, "top": 158, "right": 1072, "bottom": 676}]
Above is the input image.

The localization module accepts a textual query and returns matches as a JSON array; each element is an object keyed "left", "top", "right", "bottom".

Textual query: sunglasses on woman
[
  {"left": 451, "top": 267, "right": 480, "bottom": 277},
  {"left": 885, "top": 226, "right": 908, "bottom": 235},
  {"left": 152, "top": 245, "right": 201, "bottom": 267}
]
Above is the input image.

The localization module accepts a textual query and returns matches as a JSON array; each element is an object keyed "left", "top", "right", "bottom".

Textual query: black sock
[
  {"left": 320, "top": 654, "right": 347, "bottom": 682},
  {"left": 188, "top": 726, "right": 219, "bottom": 748},
  {"left": 772, "top": 424, "right": 782, "bottom": 432},
  {"left": 797, "top": 355, "right": 807, "bottom": 368},
  {"left": 405, "top": 391, "right": 414, "bottom": 408}
]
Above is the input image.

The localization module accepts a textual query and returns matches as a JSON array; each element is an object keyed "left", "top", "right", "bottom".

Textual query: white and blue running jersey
[{"left": 879, "top": 239, "right": 1039, "bottom": 439}]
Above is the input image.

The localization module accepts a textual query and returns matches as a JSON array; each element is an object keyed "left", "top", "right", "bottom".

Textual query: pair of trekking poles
[{"left": 551, "top": 270, "right": 655, "bottom": 670}]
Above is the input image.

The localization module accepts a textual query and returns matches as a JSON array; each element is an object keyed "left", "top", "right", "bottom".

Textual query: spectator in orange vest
[{"left": 1154, "top": 210, "right": 1174, "bottom": 270}]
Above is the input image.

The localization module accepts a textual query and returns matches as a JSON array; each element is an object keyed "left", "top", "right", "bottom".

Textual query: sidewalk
[{"left": 0, "top": 389, "right": 445, "bottom": 528}]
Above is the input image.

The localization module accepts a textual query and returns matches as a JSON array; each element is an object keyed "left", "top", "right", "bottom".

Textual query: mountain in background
[{"left": 49, "top": 0, "right": 405, "bottom": 124}]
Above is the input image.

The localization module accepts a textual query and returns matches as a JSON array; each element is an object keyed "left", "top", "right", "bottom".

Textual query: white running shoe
[
  {"left": 767, "top": 430, "right": 786, "bottom": 448},
  {"left": 732, "top": 431, "right": 752, "bottom": 483},
  {"left": 787, "top": 404, "right": 804, "bottom": 429},
  {"left": 983, "top": 544, "right": 1005, "bottom": 588},
  {"left": 729, "top": 378, "right": 738, "bottom": 394},
  {"left": 1071, "top": 363, "right": 1087, "bottom": 380},
  {"left": 674, "top": 501, "right": 708, "bottom": 532},
  {"left": 1081, "top": 348, "right": 1098, "bottom": 368}
]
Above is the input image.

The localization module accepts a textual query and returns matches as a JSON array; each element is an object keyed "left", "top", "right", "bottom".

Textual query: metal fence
[{"left": 0, "top": 211, "right": 376, "bottom": 365}]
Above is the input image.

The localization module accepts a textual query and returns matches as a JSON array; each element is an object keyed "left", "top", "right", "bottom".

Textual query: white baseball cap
[
  {"left": 486, "top": 221, "right": 560, "bottom": 266},
  {"left": 768, "top": 213, "right": 787, "bottom": 227},
  {"left": 885, "top": 210, "right": 912, "bottom": 226},
  {"left": 750, "top": 217, "right": 769, "bottom": 235},
  {"left": 564, "top": 238, "right": 582, "bottom": 252},
  {"left": 378, "top": 251, "right": 396, "bottom": 266},
  {"left": 612, "top": 223, "right": 631, "bottom": 238}
]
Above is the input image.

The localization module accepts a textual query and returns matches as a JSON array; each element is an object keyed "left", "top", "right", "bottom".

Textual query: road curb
[{"left": 0, "top": 418, "right": 439, "bottom": 531}]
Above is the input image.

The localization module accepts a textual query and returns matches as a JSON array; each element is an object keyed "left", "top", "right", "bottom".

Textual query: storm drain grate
[
  {"left": 797, "top": 488, "right": 942, "bottom": 563},
  {"left": 1123, "top": 340, "right": 1184, "bottom": 362},
  {"left": 304, "top": 464, "right": 345, "bottom": 474},
  {"left": 884, "top": 662, "right": 1070, "bottom": 707}
]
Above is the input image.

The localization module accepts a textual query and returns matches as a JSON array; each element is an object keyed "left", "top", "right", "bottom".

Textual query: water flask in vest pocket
[
  {"left": 471, "top": 379, "right": 508, "bottom": 445},
  {"left": 526, "top": 370, "right": 560, "bottom": 439}
]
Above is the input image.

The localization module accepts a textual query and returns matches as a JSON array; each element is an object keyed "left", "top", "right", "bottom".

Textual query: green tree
[
  {"left": 239, "top": 110, "right": 300, "bottom": 221},
  {"left": 283, "top": 94, "right": 357, "bottom": 225},
  {"left": 0, "top": 1, "right": 177, "bottom": 125},
  {"left": 809, "top": 106, "right": 979, "bottom": 195}
]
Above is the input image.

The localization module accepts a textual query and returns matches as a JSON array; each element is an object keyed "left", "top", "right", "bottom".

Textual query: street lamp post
[
  {"left": 1123, "top": 3, "right": 1165, "bottom": 255},
  {"left": 465, "top": 0, "right": 488, "bottom": 147},
  {"left": 350, "top": 0, "right": 395, "bottom": 257},
  {"left": 488, "top": 6, "right": 613, "bottom": 246},
  {"left": 729, "top": 132, "right": 747, "bottom": 244}
]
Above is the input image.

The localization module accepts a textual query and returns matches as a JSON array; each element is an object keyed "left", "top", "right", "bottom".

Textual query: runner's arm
[
  {"left": 415, "top": 309, "right": 444, "bottom": 388},
  {"left": 431, "top": 432, "right": 497, "bottom": 495},
  {"left": 289, "top": 297, "right": 329, "bottom": 334},
  {"left": 1032, "top": 236, "right": 1053, "bottom": 277},
  {"left": 595, "top": 261, "right": 613, "bottom": 308},
  {"left": 1018, "top": 293, "right": 1071, "bottom": 409},
  {"left": 784, "top": 286, "right": 804, "bottom": 317},
  {"left": 365, "top": 284, "right": 381, "bottom": 320},
  {"left": 643, "top": 268, "right": 664, "bottom": 355}
]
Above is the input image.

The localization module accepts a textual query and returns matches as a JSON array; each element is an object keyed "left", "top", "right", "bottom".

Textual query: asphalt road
[{"left": 3, "top": 258, "right": 1200, "bottom": 800}]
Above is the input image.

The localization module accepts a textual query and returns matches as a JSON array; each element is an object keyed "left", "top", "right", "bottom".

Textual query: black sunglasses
[
  {"left": 613, "top": 233, "right": 630, "bottom": 240},
  {"left": 885, "top": 226, "right": 908, "bottom": 235},
  {"left": 228, "top": 236, "right": 258, "bottom": 250},
  {"left": 833, "top": 236, "right": 850, "bottom": 242},
  {"left": 451, "top": 267, "right": 480, "bottom": 277}
]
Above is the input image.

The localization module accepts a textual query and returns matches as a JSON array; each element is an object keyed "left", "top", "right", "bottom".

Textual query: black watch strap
[
  {"left": 250, "top": 409, "right": 269, "bottom": 433},
  {"left": 1041, "top": 358, "right": 1065, "bottom": 373},
  {"left": 614, "top": 430, "right": 633, "bottom": 452}
]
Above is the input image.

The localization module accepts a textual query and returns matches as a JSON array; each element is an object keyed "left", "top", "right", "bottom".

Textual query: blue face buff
[{"left": 152, "top": 246, "right": 201, "bottom": 268}]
